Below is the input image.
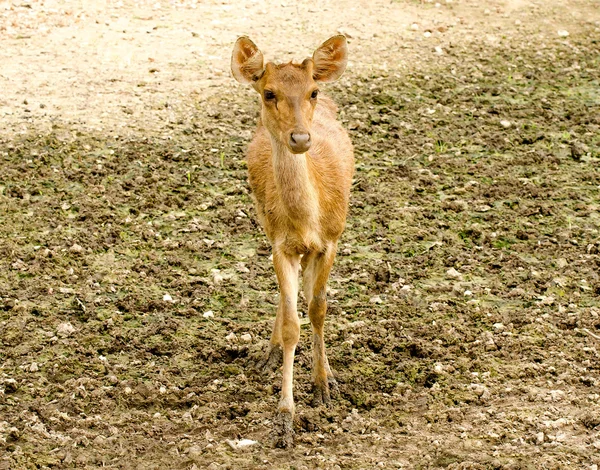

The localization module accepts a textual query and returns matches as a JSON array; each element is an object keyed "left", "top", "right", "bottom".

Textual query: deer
[{"left": 231, "top": 35, "right": 354, "bottom": 448}]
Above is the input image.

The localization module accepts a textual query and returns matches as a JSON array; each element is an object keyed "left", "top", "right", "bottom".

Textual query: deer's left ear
[{"left": 312, "top": 35, "right": 348, "bottom": 83}]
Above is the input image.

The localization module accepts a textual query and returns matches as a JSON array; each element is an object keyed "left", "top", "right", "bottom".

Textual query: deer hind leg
[
  {"left": 270, "top": 247, "right": 300, "bottom": 448},
  {"left": 302, "top": 243, "right": 338, "bottom": 407}
]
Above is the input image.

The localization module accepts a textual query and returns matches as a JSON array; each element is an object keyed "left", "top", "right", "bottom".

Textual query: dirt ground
[{"left": 1, "top": 0, "right": 600, "bottom": 468}]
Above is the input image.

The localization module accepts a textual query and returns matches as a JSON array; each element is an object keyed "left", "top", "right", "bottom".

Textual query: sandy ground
[{"left": 2, "top": 0, "right": 598, "bottom": 135}]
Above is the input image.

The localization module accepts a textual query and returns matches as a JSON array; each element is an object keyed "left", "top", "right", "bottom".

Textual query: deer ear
[
  {"left": 312, "top": 35, "right": 348, "bottom": 83},
  {"left": 231, "top": 37, "right": 265, "bottom": 84}
]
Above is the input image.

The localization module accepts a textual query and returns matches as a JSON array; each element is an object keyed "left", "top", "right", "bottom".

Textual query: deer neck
[{"left": 270, "top": 137, "right": 319, "bottom": 222}]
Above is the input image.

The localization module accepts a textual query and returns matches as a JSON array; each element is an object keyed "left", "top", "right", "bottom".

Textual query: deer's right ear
[{"left": 231, "top": 37, "right": 264, "bottom": 84}]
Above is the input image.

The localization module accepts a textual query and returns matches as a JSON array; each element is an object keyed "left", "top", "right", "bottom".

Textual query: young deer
[{"left": 231, "top": 35, "right": 354, "bottom": 448}]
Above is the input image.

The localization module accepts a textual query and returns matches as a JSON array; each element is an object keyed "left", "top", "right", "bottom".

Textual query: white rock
[
  {"left": 225, "top": 332, "right": 237, "bottom": 342},
  {"left": 434, "top": 46, "right": 444, "bottom": 55},
  {"left": 410, "top": 23, "right": 419, "bottom": 31},
  {"left": 536, "top": 431, "right": 544, "bottom": 444},
  {"left": 69, "top": 243, "right": 84, "bottom": 253},
  {"left": 500, "top": 120, "right": 511, "bottom": 128},
  {"left": 464, "top": 290, "right": 473, "bottom": 296},
  {"left": 162, "top": 293, "right": 173, "bottom": 302},
  {"left": 225, "top": 438, "right": 258, "bottom": 450},
  {"left": 423, "top": 31, "right": 432, "bottom": 38},
  {"left": 370, "top": 295, "right": 383, "bottom": 304},
  {"left": 446, "top": 268, "right": 461, "bottom": 279},
  {"left": 30, "top": 362, "right": 39, "bottom": 372},
  {"left": 56, "top": 322, "right": 75, "bottom": 337},
  {"left": 203, "top": 310, "right": 215, "bottom": 318},
  {"left": 240, "top": 333, "right": 252, "bottom": 343},
  {"left": 493, "top": 323, "right": 505, "bottom": 331},
  {"left": 557, "top": 30, "right": 569, "bottom": 37}
]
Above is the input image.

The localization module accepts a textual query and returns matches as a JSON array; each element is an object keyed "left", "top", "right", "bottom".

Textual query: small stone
[
  {"left": 203, "top": 310, "right": 215, "bottom": 318},
  {"left": 446, "top": 268, "right": 461, "bottom": 279},
  {"left": 500, "top": 120, "right": 511, "bottom": 128},
  {"left": 536, "top": 431, "right": 544, "bottom": 444},
  {"left": 434, "top": 46, "right": 443, "bottom": 55},
  {"left": 464, "top": 290, "right": 473, "bottom": 296},
  {"left": 3, "top": 378, "right": 18, "bottom": 393},
  {"left": 56, "top": 322, "right": 76, "bottom": 337},
  {"left": 370, "top": 295, "right": 383, "bottom": 304},
  {"left": 225, "top": 332, "right": 237, "bottom": 342},
  {"left": 423, "top": 31, "right": 432, "bottom": 38},
  {"left": 410, "top": 23, "right": 419, "bottom": 30},
  {"left": 29, "top": 362, "right": 39, "bottom": 372},
  {"left": 240, "top": 333, "right": 252, "bottom": 343},
  {"left": 187, "top": 445, "right": 202, "bottom": 457},
  {"left": 162, "top": 293, "right": 173, "bottom": 302},
  {"left": 493, "top": 323, "right": 505, "bottom": 331},
  {"left": 557, "top": 30, "right": 569, "bottom": 37},
  {"left": 225, "top": 438, "right": 258, "bottom": 450},
  {"left": 69, "top": 243, "right": 84, "bottom": 253}
]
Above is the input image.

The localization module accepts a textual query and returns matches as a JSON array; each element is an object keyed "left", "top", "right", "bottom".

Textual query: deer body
[
  {"left": 248, "top": 95, "right": 353, "bottom": 253},
  {"left": 231, "top": 36, "right": 354, "bottom": 448}
]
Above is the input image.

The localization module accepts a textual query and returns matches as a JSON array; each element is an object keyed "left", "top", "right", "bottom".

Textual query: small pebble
[
  {"left": 446, "top": 268, "right": 461, "bottom": 279},
  {"left": 557, "top": 30, "right": 569, "bottom": 37},
  {"left": 240, "top": 333, "right": 252, "bottom": 343},
  {"left": 225, "top": 332, "right": 237, "bottom": 342},
  {"left": 56, "top": 322, "right": 76, "bottom": 337},
  {"left": 69, "top": 243, "right": 84, "bottom": 253},
  {"left": 163, "top": 293, "right": 173, "bottom": 302},
  {"left": 500, "top": 120, "right": 511, "bottom": 128},
  {"left": 225, "top": 438, "right": 258, "bottom": 450},
  {"left": 203, "top": 310, "right": 215, "bottom": 318}
]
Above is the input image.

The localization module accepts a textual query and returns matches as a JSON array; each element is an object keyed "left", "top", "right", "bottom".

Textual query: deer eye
[
  {"left": 311, "top": 89, "right": 319, "bottom": 99},
  {"left": 264, "top": 90, "right": 276, "bottom": 101}
]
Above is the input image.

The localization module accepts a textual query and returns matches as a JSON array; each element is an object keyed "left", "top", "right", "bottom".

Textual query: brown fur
[{"left": 232, "top": 35, "right": 354, "bottom": 448}]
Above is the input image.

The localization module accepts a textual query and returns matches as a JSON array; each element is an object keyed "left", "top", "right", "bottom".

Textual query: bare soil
[{"left": 1, "top": 1, "right": 600, "bottom": 469}]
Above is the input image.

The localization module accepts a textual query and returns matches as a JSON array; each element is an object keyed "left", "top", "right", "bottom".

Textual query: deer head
[{"left": 231, "top": 35, "right": 348, "bottom": 154}]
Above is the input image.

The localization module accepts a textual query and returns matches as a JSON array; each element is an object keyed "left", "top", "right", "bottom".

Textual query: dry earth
[{"left": 1, "top": 0, "right": 600, "bottom": 469}]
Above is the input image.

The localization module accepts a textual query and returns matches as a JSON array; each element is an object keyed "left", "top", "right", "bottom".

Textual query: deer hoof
[
  {"left": 328, "top": 376, "right": 340, "bottom": 398},
  {"left": 272, "top": 411, "right": 294, "bottom": 448},
  {"left": 255, "top": 344, "right": 283, "bottom": 375},
  {"left": 311, "top": 381, "right": 331, "bottom": 407},
  {"left": 311, "top": 376, "right": 339, "bottom": 407}
]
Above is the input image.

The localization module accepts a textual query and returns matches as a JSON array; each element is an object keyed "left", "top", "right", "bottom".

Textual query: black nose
[{"left": 289, "top": 132, "right": 311, "bottom": 153}]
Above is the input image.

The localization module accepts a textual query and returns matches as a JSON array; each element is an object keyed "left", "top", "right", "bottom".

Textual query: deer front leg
[
  {"left": 270, "top": 247, "right": 300, "bottom": 448},
  {"left": 302, "top": 244, "right": 338, "bottom": 407},
  {"left": 255, "top": 312, "right": 283, "bottom": 374}
]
